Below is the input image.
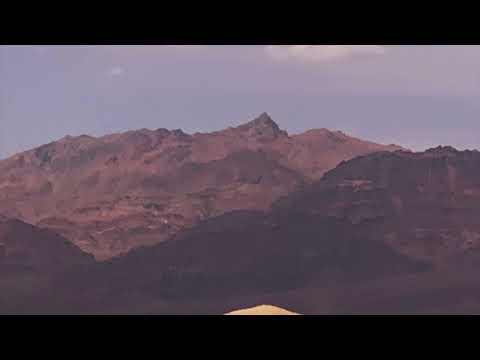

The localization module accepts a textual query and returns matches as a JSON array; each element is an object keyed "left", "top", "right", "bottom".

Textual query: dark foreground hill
[{"left": 0, "top": 216, "right": 94, "bottom": 314}]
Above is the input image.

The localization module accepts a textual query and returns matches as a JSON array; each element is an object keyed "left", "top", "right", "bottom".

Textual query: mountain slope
[
  {"left": 274, "top": 146, "right": 480, "bottom": 263},
  {"left": 0, "top": 113, "right": 402, "bottom": 259},
  {"left": 51, "top": 146, "right": 480, "bottom": 314},
  {"left": 0, "top": 215, "right": 93, "bottom": 268},
  {"left": 0, "top": 216, "right": 93, "bottom": 314},
  {"left": 6, "top": 147, "right": 480, "bottom": 314}
]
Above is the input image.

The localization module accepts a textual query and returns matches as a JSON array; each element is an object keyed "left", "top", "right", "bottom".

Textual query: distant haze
[{"left": 2, "top": 45, "right": 480, "bottom": 159}]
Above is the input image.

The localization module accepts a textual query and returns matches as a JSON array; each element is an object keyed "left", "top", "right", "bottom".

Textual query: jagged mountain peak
[
  {"left": 234, "top": 112, "right": 288, "bottom": 141},
  {"left": 249, "top": 112, "right": 277, "bottom": 127}
]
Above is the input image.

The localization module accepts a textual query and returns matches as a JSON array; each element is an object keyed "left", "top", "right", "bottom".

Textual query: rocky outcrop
[{"left": 275, "top": 146, "right": 480, "bottom": 263}]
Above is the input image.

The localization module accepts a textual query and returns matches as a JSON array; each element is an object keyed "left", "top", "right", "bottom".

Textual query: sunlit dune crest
[{"left": 225, "top": 305, "right": 300, "bottom": 315}]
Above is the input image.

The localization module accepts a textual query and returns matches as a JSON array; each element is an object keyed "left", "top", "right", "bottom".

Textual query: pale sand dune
[{"left": 225, "top": 305, "right": 300, "bottom": 315}]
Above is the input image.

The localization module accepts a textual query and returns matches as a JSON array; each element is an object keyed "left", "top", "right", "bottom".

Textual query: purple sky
[{"left": 2, "top": 45, "right": 480, "bottom": 159}]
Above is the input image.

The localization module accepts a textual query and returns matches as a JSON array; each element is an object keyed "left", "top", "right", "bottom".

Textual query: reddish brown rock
[
  {"left": 274, "top": 146, "right": 480, "bottom": 263},
  {"left": 6, "top": 146, "right": 480, "bottom": 315},
  {"left": 0, "top": 112, "right": 402, "bottom": 259}
]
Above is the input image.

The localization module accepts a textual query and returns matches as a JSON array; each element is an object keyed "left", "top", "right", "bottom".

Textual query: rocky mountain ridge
[{"left": 0, "top": 112, "right": 403, "bottom": 259}]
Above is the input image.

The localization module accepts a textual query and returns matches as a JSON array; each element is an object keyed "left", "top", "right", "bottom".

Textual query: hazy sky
[{"left": 2, "top": 45, "right": 480, "bottom": 159}]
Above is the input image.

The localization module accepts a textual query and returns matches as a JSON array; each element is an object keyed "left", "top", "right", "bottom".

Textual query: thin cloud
[
  {"left": 265, "top": 45, "right": 386, "bottom": 63},
  {"left": 108, "top": 66, "right": 126, "bottom": 77}
]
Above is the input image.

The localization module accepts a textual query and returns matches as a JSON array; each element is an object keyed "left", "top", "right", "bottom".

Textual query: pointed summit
[
  {"left": 248, "top": 112, "right": 281, "bottom": 129},
  {"left": 235, "top": 112, "right": 288, "bottom": 141},
  {"left": 251, "top": 112, "right": 277, "bottom": 125}
]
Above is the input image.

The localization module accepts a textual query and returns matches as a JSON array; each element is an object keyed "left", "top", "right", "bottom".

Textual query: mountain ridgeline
[
  {"left": 4, "top": 113, "right": 480, "bottom": 314},
  {"left": 0, "top": 112, "right": 403, "bottom": 260}
]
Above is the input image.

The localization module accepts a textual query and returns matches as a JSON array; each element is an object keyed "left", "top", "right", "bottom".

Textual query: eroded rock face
[
  {"left": 274, "top": 147, "right": 480, "bottom": 263},
  {"left": 0, "top": 113, "right": 402, "bottom": 260}
]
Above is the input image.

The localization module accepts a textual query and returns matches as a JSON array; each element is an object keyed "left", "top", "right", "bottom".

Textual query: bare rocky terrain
[
  {"left": 0, "top": 112, "right": 402, "bottom": 260},
  {"left": 44, "top": 145, "right": 480, "bottom": 315},
  {"left": 5, "top": 113, "right": 480, "bottom": 314}
]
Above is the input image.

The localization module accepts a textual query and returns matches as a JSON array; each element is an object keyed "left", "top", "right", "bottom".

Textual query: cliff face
[
  {"left": 0, "top": 113, "right": 402, "bottom": 259},
  {"left": 275, "top": 146, "right": 480, "bottom": 263}
]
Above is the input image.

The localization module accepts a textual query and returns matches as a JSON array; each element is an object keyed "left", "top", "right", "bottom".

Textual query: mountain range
[
  {"left": 3, "top": 113, "right": 480, "bottom": 314},
  {"left": 0, "top": 112, "right": 402, "bottom": 260}
]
